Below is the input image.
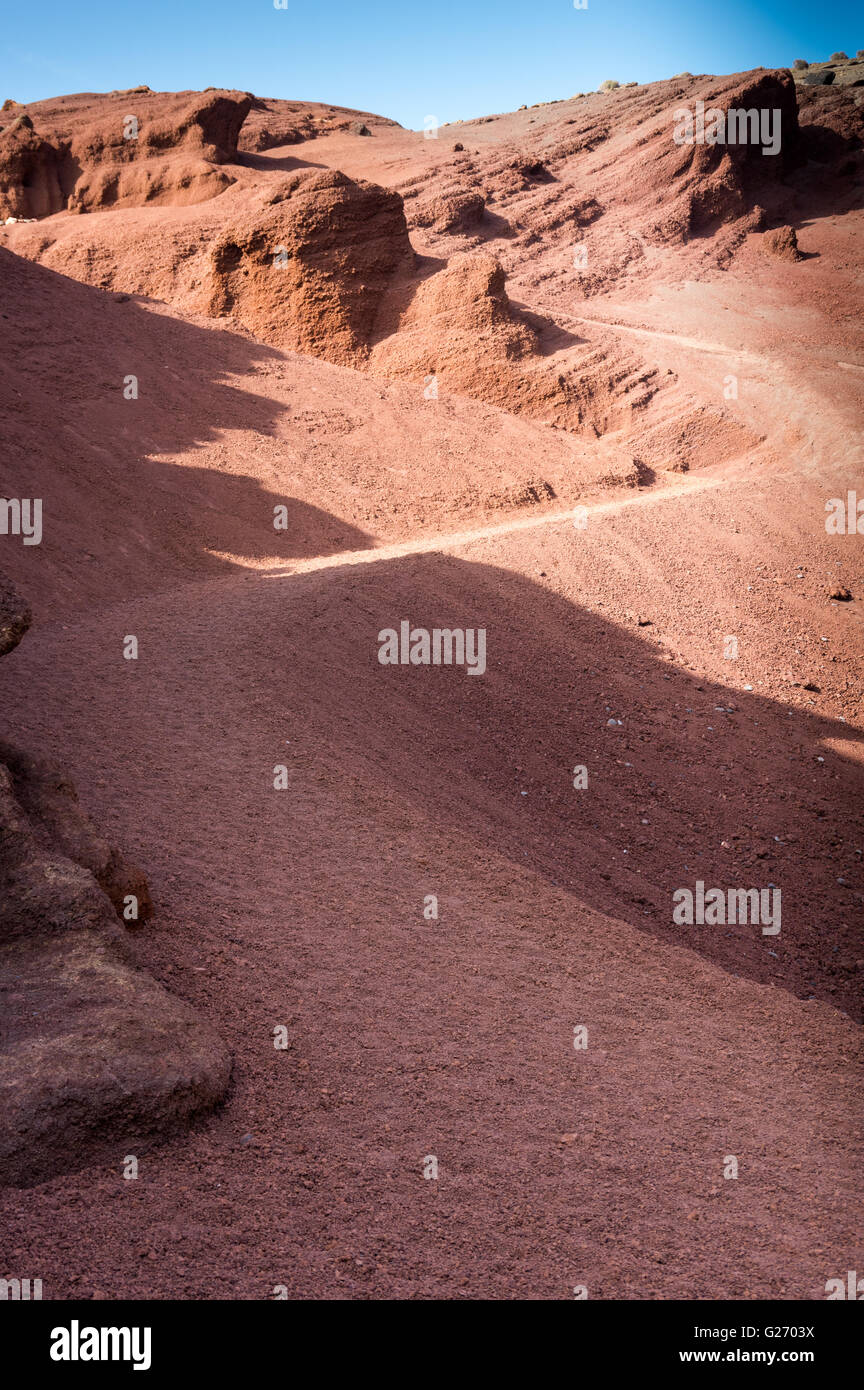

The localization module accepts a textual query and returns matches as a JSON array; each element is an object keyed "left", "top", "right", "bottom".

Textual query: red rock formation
[
  {"left": 0, "top": 89, "right": 252, "bottom": 217},
  {"left": 206, "top": 170, "right": 415, "bottom": 362},
  {"left": 0, "top": 115, "right": 67, "bottom": 218}
]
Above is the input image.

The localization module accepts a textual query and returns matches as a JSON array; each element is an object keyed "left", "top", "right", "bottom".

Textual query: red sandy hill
[{"left": 0, "top": 63, "right": 862, "bottom": 1299}]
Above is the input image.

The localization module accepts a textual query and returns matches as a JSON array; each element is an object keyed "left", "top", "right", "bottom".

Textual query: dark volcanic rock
[
  {"left": 0, "top": 573, "right": 31, "bottom": 657},
  {"left": 0, "top": 761, "right": 231, "bottom": 1186},
  {"left": 0, "top": 580, "right": 230, "bottom": 1187},
  {"left": 0, "top": 740, "right": 154, "bottom": 922}
]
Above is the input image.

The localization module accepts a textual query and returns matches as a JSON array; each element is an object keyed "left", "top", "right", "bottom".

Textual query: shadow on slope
[
  {"left": 0, "top": 249, "right": 373, "bottom": 618},
  {"left": 248, "top": 550, "right": 864, "bottom": 1020}
]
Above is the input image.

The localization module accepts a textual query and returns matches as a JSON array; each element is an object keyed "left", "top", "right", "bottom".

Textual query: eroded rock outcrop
[
  {"left": 369, "top": 252, "right": 658, "bottom": 436},
  {"left": 205, "top": 169, "right": 415, "bottom": 363},
  {"left": 0, "top": 89, "right": 252, "bottom": 218},
  {"left": 410, "top": 189, "right": 487, "bottom": 235},
  {"left": 0, "top": 575, "right": 230, "bottom": 1186},
  {"left": 237, "top": 95, "right": 400, "bottom": 152},
  {"left": 657, "top": 71, "right": 800, "bottom": 242},
  {"left": 0, "top": 115, "right": 68, "bottom": 219}
]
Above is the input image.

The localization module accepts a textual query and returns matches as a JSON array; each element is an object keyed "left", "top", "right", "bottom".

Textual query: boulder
[
  {"left": 0, "top": 759, "right": 230, "bottom": 1186},
  {"left": 800, "top": 69, "right": 836, "bottom": 86},
  {"left": 763, "top": 224, "right": 803, "bottom": 260},
  {"left": 0, "top": 579, "right": 230, "bottom": 1186},
  {"left": 0, "top": 572, "right": 31, "bottom": 657},
  {"left": 0, "top": 740, "right": 154, "bottom": 922}
]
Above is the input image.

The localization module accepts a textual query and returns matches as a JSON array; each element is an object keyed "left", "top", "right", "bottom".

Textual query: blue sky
[{"left": 2, "top": 1, "right": 861, "bottom": 130}]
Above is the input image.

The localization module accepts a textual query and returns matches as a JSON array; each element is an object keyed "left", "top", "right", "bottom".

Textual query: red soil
[{"left": 0, "top": 67, "right": 862, "bottom": 1298}]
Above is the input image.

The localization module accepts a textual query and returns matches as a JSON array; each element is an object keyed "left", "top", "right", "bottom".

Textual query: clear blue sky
[{"left": 2, "top": 1, "right": 860, "bottom": 130}]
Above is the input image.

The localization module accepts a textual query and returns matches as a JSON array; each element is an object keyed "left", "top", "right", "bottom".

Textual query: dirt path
[
  {"left": 560, "top": 312, "right": 772, "bottom": 365},
  {"left": 218, "top": 471, "right": 732, "bottom": 577}
]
